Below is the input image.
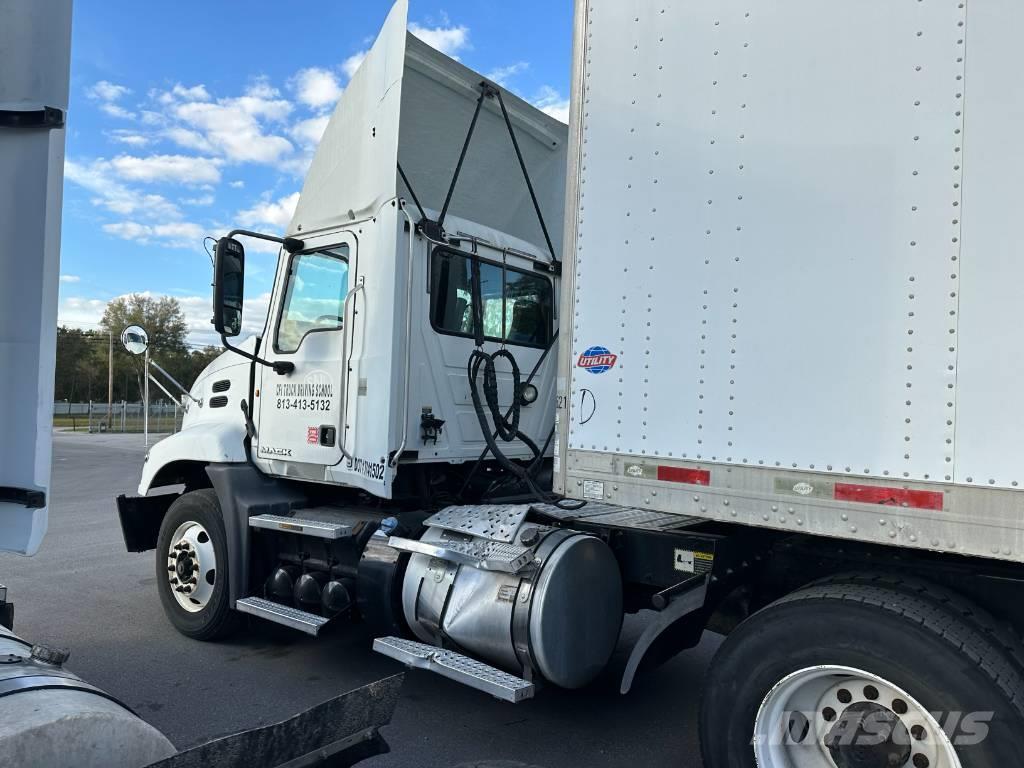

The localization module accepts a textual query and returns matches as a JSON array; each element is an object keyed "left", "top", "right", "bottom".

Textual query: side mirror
[
  {"left": 213, "top": 237, "right": 245, "bottom": 337},
  {"left": 120, "top": 325, "right": 149, "bottom": 355}
]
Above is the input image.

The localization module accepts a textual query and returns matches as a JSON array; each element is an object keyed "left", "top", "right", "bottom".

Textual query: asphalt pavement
[{"left": 0, "top": 432, "right": 719, "bottom": 767}]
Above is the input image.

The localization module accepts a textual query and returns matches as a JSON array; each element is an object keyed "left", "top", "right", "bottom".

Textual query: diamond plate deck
[
  {"left": 531, "top": 502, "right": 703, "bottom": 532},
  {"left": 425, "top": 505, "right": 530, "bottom": 543},
  {"left": 373, "top": 636, "right": 534, "bottom": 703}
]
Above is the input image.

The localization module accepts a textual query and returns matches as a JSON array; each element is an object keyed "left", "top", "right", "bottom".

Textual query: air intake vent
[
  {"left": 212, "top": 379, "right": 231, "bottom": 393},
  {"left": 210, "top": 396, "right": 228, "bottom": 408}
]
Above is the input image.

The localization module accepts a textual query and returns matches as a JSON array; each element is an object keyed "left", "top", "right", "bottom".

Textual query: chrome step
[
  {"left": 235, "top": 597, "right": 330, "bottom": 636},
  {"left": 248, "top": 514, "right": 352, "bottom": 539},
  {"left": 386, "top": 535, "right": 533, "bottom": 573},
  {"left": 372, "top": 636, "right": 535, "bottom": 703}
]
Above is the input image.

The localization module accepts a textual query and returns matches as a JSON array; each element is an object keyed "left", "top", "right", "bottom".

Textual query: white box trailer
[{"left": 555, "top": 0, "right": 1024, "bottom": 566}]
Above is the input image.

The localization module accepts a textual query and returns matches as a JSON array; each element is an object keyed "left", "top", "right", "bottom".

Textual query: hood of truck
[{"left": 287, "top": 0, "right": 567, "bottom": 258}]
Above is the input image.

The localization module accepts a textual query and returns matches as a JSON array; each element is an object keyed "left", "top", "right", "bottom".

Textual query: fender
[{"left": 139, "top": 421, "right": 248, "bottom": 495}]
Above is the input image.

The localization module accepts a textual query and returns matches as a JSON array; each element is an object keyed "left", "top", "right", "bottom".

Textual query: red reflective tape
[
  {"left": 833, "top": 483, "right": 943, "bottom": 511},
  {"left": 657, "top": 466, "right": 711, "bottom": 486}
]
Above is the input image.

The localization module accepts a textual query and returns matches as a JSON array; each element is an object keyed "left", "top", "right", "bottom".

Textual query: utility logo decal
[
  {"left": 577, "top": 346, "right": 617, "bottom": 374},
  {"left": 307, "top": 427, "right": 319, "bottom": 445}
]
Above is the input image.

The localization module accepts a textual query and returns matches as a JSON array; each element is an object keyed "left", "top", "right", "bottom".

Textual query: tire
[
  {"left": 700, "top": 573, "right": 1024, "bottom": 768},
  {"left": 155, "top": 489, "right": 241, "bottom": 641}
]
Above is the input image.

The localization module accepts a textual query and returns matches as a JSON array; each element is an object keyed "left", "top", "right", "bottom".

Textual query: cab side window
[
  {"left": 276, "top": 246, "right": 350, "bottom": 353},
  {"left": 430, "top": 249, "right": 551, "bottom": 348}
]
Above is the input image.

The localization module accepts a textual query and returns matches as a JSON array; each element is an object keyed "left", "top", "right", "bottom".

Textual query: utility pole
[{"left": 106, "top": 330, "right": 113, "bottom": 431}]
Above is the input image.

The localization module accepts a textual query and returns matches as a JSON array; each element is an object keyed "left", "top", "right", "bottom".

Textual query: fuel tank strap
[{"left": 0, "top": 671, "right": 137, "bottom": 714}]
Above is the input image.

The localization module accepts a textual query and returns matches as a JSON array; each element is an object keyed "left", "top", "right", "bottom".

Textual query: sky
[{"left": 58, "top": 1, "right": 574, "bottom": 347}]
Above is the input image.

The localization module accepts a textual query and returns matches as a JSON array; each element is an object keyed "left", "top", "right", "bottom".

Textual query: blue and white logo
[{"left": 577, "top": 345, "right": 617, "bottom": 375}]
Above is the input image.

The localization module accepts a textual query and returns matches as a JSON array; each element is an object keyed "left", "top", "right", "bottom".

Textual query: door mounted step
[
  {"left": 373, "top": 636, "right": 535, "bottom": 703},
  {"left": 248, "top": 513, "right": 353, "bottom": 539},
  {"left": 235, "top": 597, "right": 330, "bottom": 636}
]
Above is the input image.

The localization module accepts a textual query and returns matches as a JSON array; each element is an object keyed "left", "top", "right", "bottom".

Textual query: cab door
[{"left": 253, "top": 232, "right": 356, "bottom": 472}]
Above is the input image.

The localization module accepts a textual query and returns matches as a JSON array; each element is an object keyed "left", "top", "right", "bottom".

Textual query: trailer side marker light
[
  {"left": 657, "top": 466, "right": 711, "bottom": 486},
  {"left": 833, "top": 483, "right": 943, "bottom": 511}
]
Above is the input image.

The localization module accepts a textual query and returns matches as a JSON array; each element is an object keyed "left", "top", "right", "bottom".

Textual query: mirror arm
[
  {"left": 220, "top": 334, "right": 295, "bottom": 376},
  {"left": 148, "top": 359, "right": 202, "bottom": 406},
  {"left": 226, "top": 229, "right": 304, "bottom": 254}
]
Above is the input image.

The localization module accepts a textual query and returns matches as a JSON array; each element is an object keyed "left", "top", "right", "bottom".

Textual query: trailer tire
[
  {"left": 155, "top": 489, "right": 240, "bottom": 641},
  {"left": 700, "top": 574, "right": 1024, "bottom": 768}
]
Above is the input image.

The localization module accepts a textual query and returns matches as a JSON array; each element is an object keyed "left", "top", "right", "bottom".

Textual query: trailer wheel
[
  {"left": 700, "top": 574, "right": 1024, "bottom": 768},
  {"left": 155, "top": 489, "right": 240, "bottom": 641}
]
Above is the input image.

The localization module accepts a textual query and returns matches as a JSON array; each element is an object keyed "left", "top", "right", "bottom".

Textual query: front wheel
[
  {"left": 700, "top": 574, "right": 1024, "bottom": 768},
  {"left": 155, "top": 489, "right": 240, "bottom": 641}
]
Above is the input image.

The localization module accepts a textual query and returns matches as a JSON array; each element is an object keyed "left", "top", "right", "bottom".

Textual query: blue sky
[{"left": 59, "top": 1, "right": 574, "bottom": 345}]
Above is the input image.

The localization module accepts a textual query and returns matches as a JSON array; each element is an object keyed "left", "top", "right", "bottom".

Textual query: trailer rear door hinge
[
  {"left": 0, "top": 488, "right": 46, "bottom": 509},
  {"left": 0, "top": 107, "right": 65, "bottom": 130}
]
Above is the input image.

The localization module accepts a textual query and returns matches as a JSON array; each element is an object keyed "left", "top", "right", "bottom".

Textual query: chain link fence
[{"left": 53, "top": 401, "right": 184, "bottom": 434}]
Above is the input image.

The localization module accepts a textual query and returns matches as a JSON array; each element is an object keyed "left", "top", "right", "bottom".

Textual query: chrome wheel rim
[
  {"left": 166, "top": 521, "right": 217, "bottom": 613},
  {"left": 754, "top": 665, "right": 962, "bottom": 768}
]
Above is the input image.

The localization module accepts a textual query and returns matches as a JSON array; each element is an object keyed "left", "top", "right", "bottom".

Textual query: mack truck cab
[{"left": 116, "top": 1, "right": 626, "bottom": 694}]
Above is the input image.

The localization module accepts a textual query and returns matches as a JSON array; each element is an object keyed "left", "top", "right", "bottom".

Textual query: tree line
[{"left": 55, "top": 294, "right": 221, "bottom": 404}]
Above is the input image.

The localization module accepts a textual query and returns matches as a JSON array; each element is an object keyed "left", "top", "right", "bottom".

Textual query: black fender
[{"left": 204, "top": 464, "right": 309, "bottom": 606}]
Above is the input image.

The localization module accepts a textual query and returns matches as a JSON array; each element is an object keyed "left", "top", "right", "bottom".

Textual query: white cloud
[
  {"left": 65, "top": 159, "right": 183, "bottom": 220},
  {"left": 88, "top": 80, "right": 136, "bottom": 119},
  {"left": 65, "top": 158, "right": 211, "bottom": 250},
  {"left": 229, "top": 180, "right": 245, "bottom": 189},
  {"left": 162, "top": 126, "right": 214, "bottom": 153},
  {"left": 237, "top": 192, "right": 300, "bottom": 232},
  {"left": 244, "top": 78, "right": 279, "bottom": 100},
  {"left": 486, "top": 62, "right": 528, "bottom": 87},
  {"left": 57, "top": 296, "right": 109, "bottom": 330},
  {"left": 139, "top": 110, "right": 165, "bottom": 126},
  {"left": 59, "top": 275, "right": 80, "bottom": 283},
  {"left": 290, "top": 115, "right": 330, "bottom": 149},
  {"left": 532, "top": 86, "right": 570, "bottom": 123},
  {"left": 183, "top": 194, "right": 215, "bottom": 206},
  {"left": 100, "top": 103, "right": 137, "bottom": 120},
  {"left": 102, "top": 220, "right": 206, "bottom": 249},
  {"left": 88, "top": 81, "right": 130, "bottom": 102},
  {"left": 173, "top": 95, "right": 294, "bottom": 165},
  {"left": 291, "top": 67, "right": 344, "bottom": 110},
  {"left": 108, "top": 154, "right": 222, "bottom": 185},
  {"left": 171, "top": 83, "right": 211, "bottom": 102},
  {"left": 342, "top": 51, "right": 367, "bottom": 79},
  {"left": 409, "top": 20, "right": 470, "bottom": 58},
  {"left": 106, "top": 130, "right": 150, "bottom": 147}
]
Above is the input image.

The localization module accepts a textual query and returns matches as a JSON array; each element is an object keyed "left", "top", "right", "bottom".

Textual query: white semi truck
[{"left": 118, "top": 1, "right": 1024, "bottom": 766}]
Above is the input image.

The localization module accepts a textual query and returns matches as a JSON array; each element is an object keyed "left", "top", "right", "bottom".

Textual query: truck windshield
[{"left": 276, "top": 246, "right": 350, "bottom": 353}]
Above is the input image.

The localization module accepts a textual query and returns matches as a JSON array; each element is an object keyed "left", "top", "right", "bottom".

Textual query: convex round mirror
[{"left": 121, "top": 325, "right": 149, "bottom": 356}]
